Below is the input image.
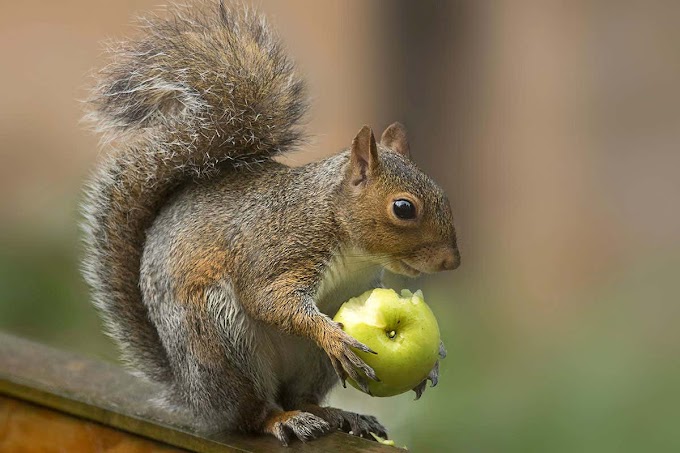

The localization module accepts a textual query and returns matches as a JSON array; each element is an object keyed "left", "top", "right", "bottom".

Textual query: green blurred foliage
[{"left": 0, "top": 226, "right": 116, "bottom": 362}]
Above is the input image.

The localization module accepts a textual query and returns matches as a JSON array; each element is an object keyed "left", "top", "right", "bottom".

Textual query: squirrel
[{"left": 81, "top": 0, "right": 460, "bottom": 446}]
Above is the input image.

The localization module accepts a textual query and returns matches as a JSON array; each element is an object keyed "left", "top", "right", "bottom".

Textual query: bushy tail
[{"left": 81, "top": 1, "right": 307, "bottom": 381}]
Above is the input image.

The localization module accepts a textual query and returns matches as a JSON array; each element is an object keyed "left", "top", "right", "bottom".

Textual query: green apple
[{"left": 333, "top": 288, "right": 441, "bottom": 397}]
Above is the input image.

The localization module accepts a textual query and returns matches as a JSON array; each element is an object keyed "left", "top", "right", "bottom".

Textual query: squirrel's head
[{"left": 341, "top": 123, "right": 460, "bottom": 277}]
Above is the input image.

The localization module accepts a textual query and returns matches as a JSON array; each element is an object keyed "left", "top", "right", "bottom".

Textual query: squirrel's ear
[
  {"left": 349, "top": 125, "right": 379, "bottom": 186},
  {"left": 380, "top": 122, "right": 410, "bottom": 158}
]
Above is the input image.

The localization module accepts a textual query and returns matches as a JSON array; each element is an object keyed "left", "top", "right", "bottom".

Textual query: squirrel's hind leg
[
  {"left": 146, "top": 278, "right": 278, "bottom": 434},
  {"left": 147, "top": 278, "right": 335, "bottom": 445}
]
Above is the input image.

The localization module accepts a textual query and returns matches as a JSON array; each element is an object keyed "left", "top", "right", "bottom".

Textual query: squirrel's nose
[{"left": 440, "top": 246, "right": 461, "bottom": 271}]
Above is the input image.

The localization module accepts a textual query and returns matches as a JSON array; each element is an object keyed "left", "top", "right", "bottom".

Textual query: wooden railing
[{"left": 0, "top": 333, "right": 400, "bottom": 452}]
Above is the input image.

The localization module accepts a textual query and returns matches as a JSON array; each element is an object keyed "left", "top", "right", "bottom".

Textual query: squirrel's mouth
[{"left": 394, "top": 260, "right": 422, "bottom": 278}]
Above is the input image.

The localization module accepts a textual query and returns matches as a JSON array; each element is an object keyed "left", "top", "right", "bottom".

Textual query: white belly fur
[{"left": 315, "top": 247, "right": 383, "bottom": 317}]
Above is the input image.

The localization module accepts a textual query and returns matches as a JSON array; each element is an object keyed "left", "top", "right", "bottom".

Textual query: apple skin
[{"left": 333, "top": 288, "right": 441, "bottom": 397}]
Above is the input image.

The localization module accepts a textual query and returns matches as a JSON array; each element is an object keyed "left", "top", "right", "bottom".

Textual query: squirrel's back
[{"left": 81, "top": 1, "right": 308, "bottom": 380}]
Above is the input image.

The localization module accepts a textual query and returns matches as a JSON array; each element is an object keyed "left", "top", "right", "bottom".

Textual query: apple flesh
[{"left": 333, "top": 288, "right": 441, "bottom": 397}]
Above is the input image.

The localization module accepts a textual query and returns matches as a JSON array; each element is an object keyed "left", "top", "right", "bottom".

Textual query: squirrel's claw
[
  {"left": 341, "top": 351, "right": 374, "bottom": 394},
  {"left": 329, "top": 357, "right": 347, "bottom": 388},
  {"left": 428, "top": 360, "right": 440, "bottom": 387},
  {"left": 324, "top": 321, "right": 379, "bottom": 394},
  {"left": 304, "top": 406, "right": 387, "bottom": 440},
  {"left": 343, "top": 412, "right": 386, "bottom": 439},
  {"left": 439, "top": 340, "right": 447, "bottom": 359},
  {"left": 413, "top": 359, "right": 441, "bottom": 399},
  {"left": 412, "top": 379, "right": 427, "bottom": 400},
  {"left": 354, "top": 375, "right": 372, "bottom": 395},
  {"left": 346, "top": 349, "right": 380, "bottom": 382}
]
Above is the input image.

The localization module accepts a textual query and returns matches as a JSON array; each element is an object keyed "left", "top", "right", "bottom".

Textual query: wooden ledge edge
[{"left": 0, "top": 332, "right": 402, "bottom": 453}]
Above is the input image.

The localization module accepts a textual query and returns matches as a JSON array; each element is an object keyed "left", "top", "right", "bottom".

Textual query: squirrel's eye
[{"left": 393, "top": 199, "right": 416, "bottom": 220}]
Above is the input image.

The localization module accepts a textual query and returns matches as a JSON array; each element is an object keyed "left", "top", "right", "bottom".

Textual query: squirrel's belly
[{"left": 315, "top": 247, "right": 383, "bottom": 317}]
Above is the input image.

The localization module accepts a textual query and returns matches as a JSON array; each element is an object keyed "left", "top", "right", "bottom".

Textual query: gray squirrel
[{"left": 82, "top": 0, "right": 460, "bottom": 445}]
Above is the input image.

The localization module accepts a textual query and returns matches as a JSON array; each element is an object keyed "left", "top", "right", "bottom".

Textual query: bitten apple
[{"left": 333, "top": 288, "right": 441, "bottom": 397}]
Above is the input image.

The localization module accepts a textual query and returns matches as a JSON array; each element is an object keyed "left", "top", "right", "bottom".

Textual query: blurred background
[{"left": 1, "top": 1, "right": 679, "bottom": 451}]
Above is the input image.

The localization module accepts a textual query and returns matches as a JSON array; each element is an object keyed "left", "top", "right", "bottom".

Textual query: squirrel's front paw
[
  {"left": 320, "top": 321, "right": 380, "bottom": 394},
  {"left": 413, "top": 340, "right": 447, "bottom": 400}
]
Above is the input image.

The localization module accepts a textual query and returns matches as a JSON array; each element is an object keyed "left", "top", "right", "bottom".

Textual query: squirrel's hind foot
[
  {"left": 299, "top": 404, "right": 388, "bottom": 441},
  {"left": 263, "top": 410, "right": 331, "bottom": 446}
]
